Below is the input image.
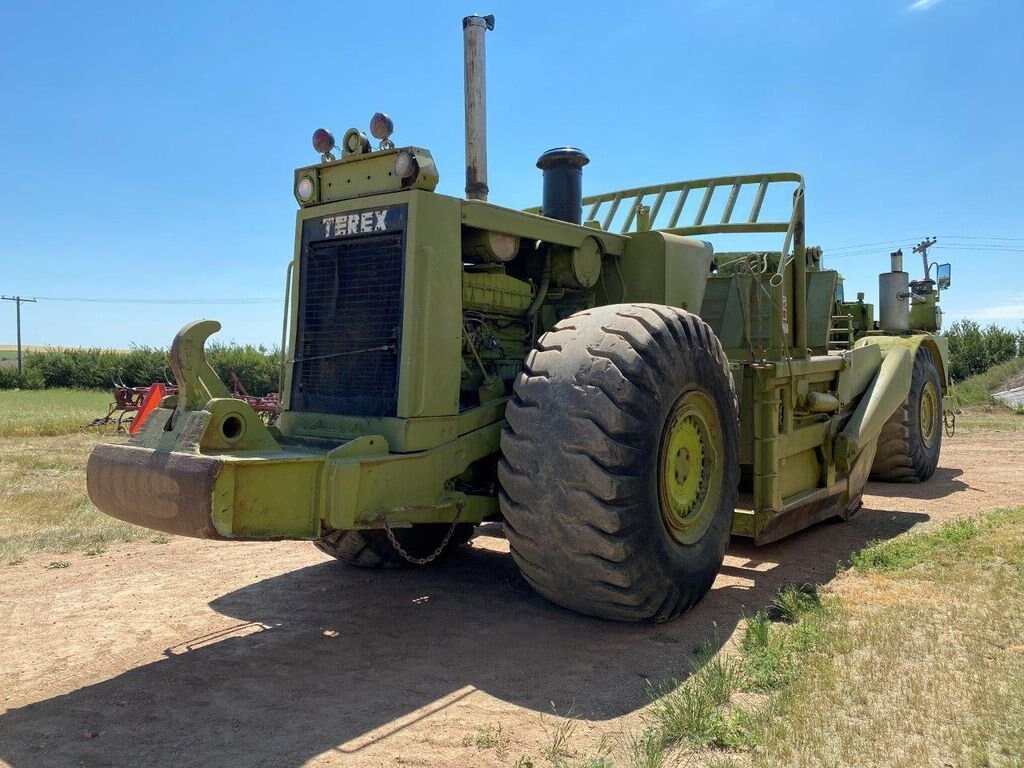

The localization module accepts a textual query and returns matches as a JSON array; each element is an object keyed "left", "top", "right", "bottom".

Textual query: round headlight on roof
[
  {"left": 296, "top": 176, "right": 315, "bottom": 203},
  {"left": 312, "top": 128, "right": 335, "bottom": 156},
  {"left": 370, "top": 112, "right": 394, "bottom": 141}
]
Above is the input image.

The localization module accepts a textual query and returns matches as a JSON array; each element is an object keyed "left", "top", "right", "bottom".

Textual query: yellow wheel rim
[
  {"left": 920, "top": 380, "right": 939, "bottom": 449},
  {"left": 658, "top": 389, "right": 724, "bottom": 546}
]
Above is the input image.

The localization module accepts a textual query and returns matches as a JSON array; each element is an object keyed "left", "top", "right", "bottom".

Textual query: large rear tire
[
  {"left": 314, "top": 524, "right": 474, "bottom": 568},
  {"left": 498, "top": 304, "right": 739, "bottom": 623},
  {"left": 870, "top": 346, "right": 943, "bottom": 482}
]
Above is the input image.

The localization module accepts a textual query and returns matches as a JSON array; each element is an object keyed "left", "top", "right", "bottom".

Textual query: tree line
[
  {"left": 0, "top": 344, "right": 280, "bottom": 395},
  {"left": 945, "top": 319, "right": 1024, "bottom": 382},
  {"left": 1, "top": 319, "right": 1019, "bottom": 394}
]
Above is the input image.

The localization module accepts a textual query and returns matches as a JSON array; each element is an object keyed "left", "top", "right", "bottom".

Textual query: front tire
[
  {"left": 870, "top": 346, "right": 943, "bottom": 482},
  {"left": 498, "top": 304, "right": 739, "bottom": 623}
]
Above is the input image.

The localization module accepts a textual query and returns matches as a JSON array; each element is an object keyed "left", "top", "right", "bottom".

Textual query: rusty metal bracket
[{"left": 170, "top": 320, "right": 232, "bottom": 413}]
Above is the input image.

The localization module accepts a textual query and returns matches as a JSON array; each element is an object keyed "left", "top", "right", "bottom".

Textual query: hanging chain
[
  {"left": 944, "top": 410, "right": 956, "bottom": 438},
  {"left": 377, "top": 500, "right": 465, "bottom": 565}
]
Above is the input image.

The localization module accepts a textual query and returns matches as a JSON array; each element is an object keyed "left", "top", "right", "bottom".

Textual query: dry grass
[
  {"left": 0, "top": 432, "right": 156, "bottom": 566},
  {"left": 954, "top": 403, "right": 1024, "bottom": 434},
  {"left": 0, "top": 390, "right": 158, "bottom": 565},
  {"left": 0, "top": 389, "right": 114, "bottom": 437},
  {"left": 596, "top": 511, "right": 1024, "bottom": 768},
  {"left": 951, "top": 365, "right": 1024, "bottom": 434},
  {"left": 752, "top": 508, "right": 1024, "bottom": 767}
]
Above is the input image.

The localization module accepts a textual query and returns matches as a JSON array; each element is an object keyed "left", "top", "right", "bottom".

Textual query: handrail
[
  {"left": 279, "top": 261, "right": 294, "bottom": 397},
  {"left": 524, "top": 171, "right": 804, "bottom": 238},
  {"left": 523, "top": 170, "right": 809, "bottom": 355}
]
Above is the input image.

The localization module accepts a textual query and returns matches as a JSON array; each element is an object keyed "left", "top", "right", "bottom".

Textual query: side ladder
[{"left": 829, "top": 313, "right": 855, "bottom": 351}]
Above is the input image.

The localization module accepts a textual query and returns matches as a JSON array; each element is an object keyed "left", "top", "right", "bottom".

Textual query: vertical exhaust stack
[{"left": 463, "top": 14, "right": 495, "bottom": 201}]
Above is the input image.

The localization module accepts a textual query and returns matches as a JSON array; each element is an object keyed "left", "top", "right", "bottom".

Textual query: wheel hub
[
  {"left": 920, "top": 380, "right": 939, "bottom": 449},
  {"left": 658, "top": 390, "right": 724, "bottom": 546}
]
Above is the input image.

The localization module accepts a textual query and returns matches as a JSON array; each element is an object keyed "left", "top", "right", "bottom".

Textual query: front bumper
[
  {"left": 86, "top": 319, "right": 499, "bottom": 541},
  {"left": 86, "top": 400, "right": 501, "bottom": 541},
  {"left": 86, "top": 435, "right": 324, "bottom": 540},
  {"left": 88, "top": 444, "right": 228, "bottom": 539}
]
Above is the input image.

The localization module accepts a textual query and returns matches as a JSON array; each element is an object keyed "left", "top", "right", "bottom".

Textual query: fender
[
  {"left": 855, "top": 333, "right": 950, "bottom": 391},
  {"left": 835, "top": 333, "right": 950, "bottom": 470}
]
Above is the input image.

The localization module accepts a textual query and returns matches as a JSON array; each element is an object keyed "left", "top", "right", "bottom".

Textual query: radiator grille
[{"left": 291, "top": 231, "right": 405, "bottom": 417}]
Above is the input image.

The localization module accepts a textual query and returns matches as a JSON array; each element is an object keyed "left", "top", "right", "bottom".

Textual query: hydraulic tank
[{"left": 879, "top": 271, "right": 909, "bottom": 331}]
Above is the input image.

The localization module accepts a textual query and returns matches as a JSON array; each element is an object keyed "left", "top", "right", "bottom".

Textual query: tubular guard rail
[
  {"left": 526, "top": 171, "right": 806, "bottom": 287},
  {"left": 525, "top": 172, "right": 805, "bottom": 235}
]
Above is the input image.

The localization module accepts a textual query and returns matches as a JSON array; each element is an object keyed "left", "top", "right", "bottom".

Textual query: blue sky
[{"left": 1, "top": 0, "right": 1021, "bottom": 348}]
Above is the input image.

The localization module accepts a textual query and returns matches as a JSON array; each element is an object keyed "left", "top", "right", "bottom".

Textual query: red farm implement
[
  {"left": 89, "top": 377, "right": 177, "bottom": 433},
  {"left": 229, "top": 372, "right": 281, "bottom": 425},
  {"left": 91, "top": 373, "right": 279, "bottom": 433}
]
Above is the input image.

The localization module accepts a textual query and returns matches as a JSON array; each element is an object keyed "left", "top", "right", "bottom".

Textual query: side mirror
[{"left": 937, "top": 263, "right": 951, "bottom": 290}]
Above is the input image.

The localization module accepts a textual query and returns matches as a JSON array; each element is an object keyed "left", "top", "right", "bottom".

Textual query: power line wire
[
  {"left": 25, "top": 296, "right": 283, "bottom": 305},
  {"left": 827, "top": 235, "right": 1024, "bottom": 259},
  {"left": 827, "top": 238, "right": 918, "bottom": 252},
  {"left": 828, "top": 246, "right": 916, "bottom": 259},
  {"left": 938, "top": 235, "right": 1024, "bottom": 242},
  {"left": 932, "top": 245, "right": 1024, "bottom": 252}
]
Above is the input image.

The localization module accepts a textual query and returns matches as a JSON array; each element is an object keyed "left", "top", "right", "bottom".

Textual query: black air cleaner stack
[{"left": 537, "top": 147, "right": 590, "bottom": 225}]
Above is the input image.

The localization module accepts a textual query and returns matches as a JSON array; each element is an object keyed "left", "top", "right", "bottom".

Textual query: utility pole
[
  {"left": 1, "top": 296, "right": 37, "bottom": 376},
  {"left": 912, "top": 237, "right": 938, "bottom": 280}
]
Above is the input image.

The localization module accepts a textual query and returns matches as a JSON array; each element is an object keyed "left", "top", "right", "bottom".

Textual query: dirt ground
[{"left": 1, "top": 428, "right": 1021, "bottom": 768}]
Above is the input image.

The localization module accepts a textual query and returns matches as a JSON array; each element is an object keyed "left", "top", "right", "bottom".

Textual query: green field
[{"left": 0, "top": 389, "right": 114, "bottom": 438}]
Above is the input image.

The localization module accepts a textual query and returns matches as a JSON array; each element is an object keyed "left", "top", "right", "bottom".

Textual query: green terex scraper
[{"left": 88, "top": 15, "right": 955, "bottom": 622}]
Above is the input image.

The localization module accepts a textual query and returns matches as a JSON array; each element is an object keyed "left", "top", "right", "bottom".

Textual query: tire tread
[
  {"left": 499, "top": 303, "right": 738, "bottom": 622},
  {"left": 870, "top": 346, "right": 942, "bottom": 482}
]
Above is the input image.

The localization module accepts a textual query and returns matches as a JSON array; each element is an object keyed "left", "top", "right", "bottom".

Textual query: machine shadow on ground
[
  {"left": 0, "top": 503, "right": 926, "bottom": 767},
  {"left": 862, "top": 468, "right": 969, "bottom": 501}
]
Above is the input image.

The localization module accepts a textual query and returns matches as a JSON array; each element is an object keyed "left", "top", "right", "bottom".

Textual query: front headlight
[
  {"left": 394, "top": 150, "right": 418, "bottom": 180},
  {"left": 296, "top": 176, "right": 315, "bottom": 203}
]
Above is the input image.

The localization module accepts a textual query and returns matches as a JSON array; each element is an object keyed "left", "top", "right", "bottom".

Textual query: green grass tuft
[
  {"left": 463, "top": 723, "right": 510, "bottom": 757},
  {"left": 647, "top": 638, "right": 749, "bottom": 749},
  {"left": 646, "top": 588, "right": 831, "bottom": 752},
  {"left": 691, "top": 638, "right": 742, "bottom": 705},
  {"left": 768, "top": 583, "right": 821, "bottom": 623},
  {"left": 622, "top": 728, "right": 665, "bottom": 768},
  {"left": 649, "top": 681, "right": 719, "bottom": 747},
  {"left": 539, "top": 709, "right": 579, "bottom": 767},
  {"left": 740, "top": 611, "right": 793, "bottom": 691},
  {"left": 740, "top": 587, "right": 830, "bottom": 694}
]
